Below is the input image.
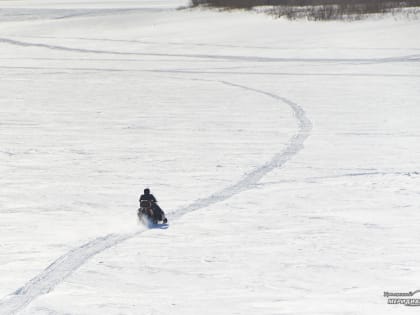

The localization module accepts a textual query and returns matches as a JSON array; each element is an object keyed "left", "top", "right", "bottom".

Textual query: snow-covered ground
[{"left": 0, "top": 0, "right": 419, "bottom": 314}]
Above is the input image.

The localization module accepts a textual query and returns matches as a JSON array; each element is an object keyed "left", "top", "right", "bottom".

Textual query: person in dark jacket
[
  {"left": 139, "top": 188, "right": 167, "bottom": 223},
  {"left": 139, "top": 188, "right": 157, "bottom": 203}
]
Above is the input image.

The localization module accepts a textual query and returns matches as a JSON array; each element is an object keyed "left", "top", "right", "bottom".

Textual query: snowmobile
[{"left": 138, "top": 200, "right": 168, "bottom": 225}]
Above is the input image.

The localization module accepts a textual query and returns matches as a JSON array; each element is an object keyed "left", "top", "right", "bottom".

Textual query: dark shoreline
[{"left": 190, "top": 0, "right": 420, "bottom": 20}]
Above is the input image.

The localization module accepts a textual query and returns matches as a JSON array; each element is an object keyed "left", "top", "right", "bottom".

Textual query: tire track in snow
[
  {"left": 0, "top": 234, "right": 135, "bottom": 314},
  {"left": 1, "top": 36, "right": 419, "bottom": 64},
  {"left": 0, "top": 80, "right": 312, "bottom": 314},
  {"left": 1, "top": 65, "right": 420, "bottom": 78},
  {"left": 170, "top": 80, "right": 312, "bottom": 219}
]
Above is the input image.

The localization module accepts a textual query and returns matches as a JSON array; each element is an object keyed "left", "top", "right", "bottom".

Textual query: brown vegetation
[{"left": 191, "top": 0, "right": 420, "bottom": 20}]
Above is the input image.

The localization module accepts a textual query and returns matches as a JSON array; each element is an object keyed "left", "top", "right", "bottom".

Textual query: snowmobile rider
[
  {"left": 139, "top": 188, "right": 166, "bottom": 222},
  {"left": 139, "top": 188, "right": 157, "bottom": 204}
]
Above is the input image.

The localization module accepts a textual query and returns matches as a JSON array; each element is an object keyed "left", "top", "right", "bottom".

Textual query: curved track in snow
[
  {"left": 170, "top": 80, "right": 312, "bottom": 219},
  {"left": 0, "top": 80, "right": 312, "bottom": 314},
  {"left": 1, "top": 37, "right": 419, "bottom": 64}
]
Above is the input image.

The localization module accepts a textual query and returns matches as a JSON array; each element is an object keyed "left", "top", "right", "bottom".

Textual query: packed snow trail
[
  {"left": 170, "top": 80, "right": 312, "bottom": 219},
  {"left": 1, "top": 37, "right": 419, "bottom": 63},
  {"left": 0, "top": 80, "right": 312, "bottom": 314},
  {"left": 0, "top": 234, "right": 134, "bottom": 314}
]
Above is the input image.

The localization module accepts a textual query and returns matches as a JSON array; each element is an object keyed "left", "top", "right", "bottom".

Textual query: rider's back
[{"left": 139, "top": 194, "right": 157, "bottom": 203}]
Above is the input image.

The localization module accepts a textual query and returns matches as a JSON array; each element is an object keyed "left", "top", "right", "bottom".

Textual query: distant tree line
[{"left": 191, "top": 0, "right": 420, "bottom": 19}]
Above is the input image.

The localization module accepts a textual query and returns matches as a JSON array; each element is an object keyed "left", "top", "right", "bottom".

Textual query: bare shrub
[{"left": 192, "top": 0, "right": 420, "bottom": 20}]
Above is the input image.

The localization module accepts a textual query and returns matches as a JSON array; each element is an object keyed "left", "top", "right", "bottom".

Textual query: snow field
[{"left": 0, "top": 1, "right": 419, "bottom": 314}]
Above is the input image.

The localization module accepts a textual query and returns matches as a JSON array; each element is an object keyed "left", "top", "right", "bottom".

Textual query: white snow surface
[{"left": 0, "top": 0, "right": 420, "bottom": 314}]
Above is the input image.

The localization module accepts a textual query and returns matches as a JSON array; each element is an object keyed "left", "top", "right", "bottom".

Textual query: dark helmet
[{"left": 144, "top": 188, "right": 150, "bottom": 194}]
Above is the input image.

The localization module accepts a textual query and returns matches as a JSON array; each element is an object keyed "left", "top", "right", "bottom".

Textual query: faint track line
[
  {"left": 16, "top": 35, "right": 420, "bottom": 52},
  {"left": 0, "top": 80, "right": 312, "bottom": 314},
  {"left": 0, "top": 37, "right": 419, "bottom": 64},
  {"left": 1, "top": 65, "right": 419, "bottom": 78}
]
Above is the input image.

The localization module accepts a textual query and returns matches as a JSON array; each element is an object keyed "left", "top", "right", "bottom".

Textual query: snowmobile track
[
  {"left": 1, "top": 36, "right": 419, "bottom": 63},
  {"left": 0, "top": 80, "right": 312, "bottom": 314}
]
